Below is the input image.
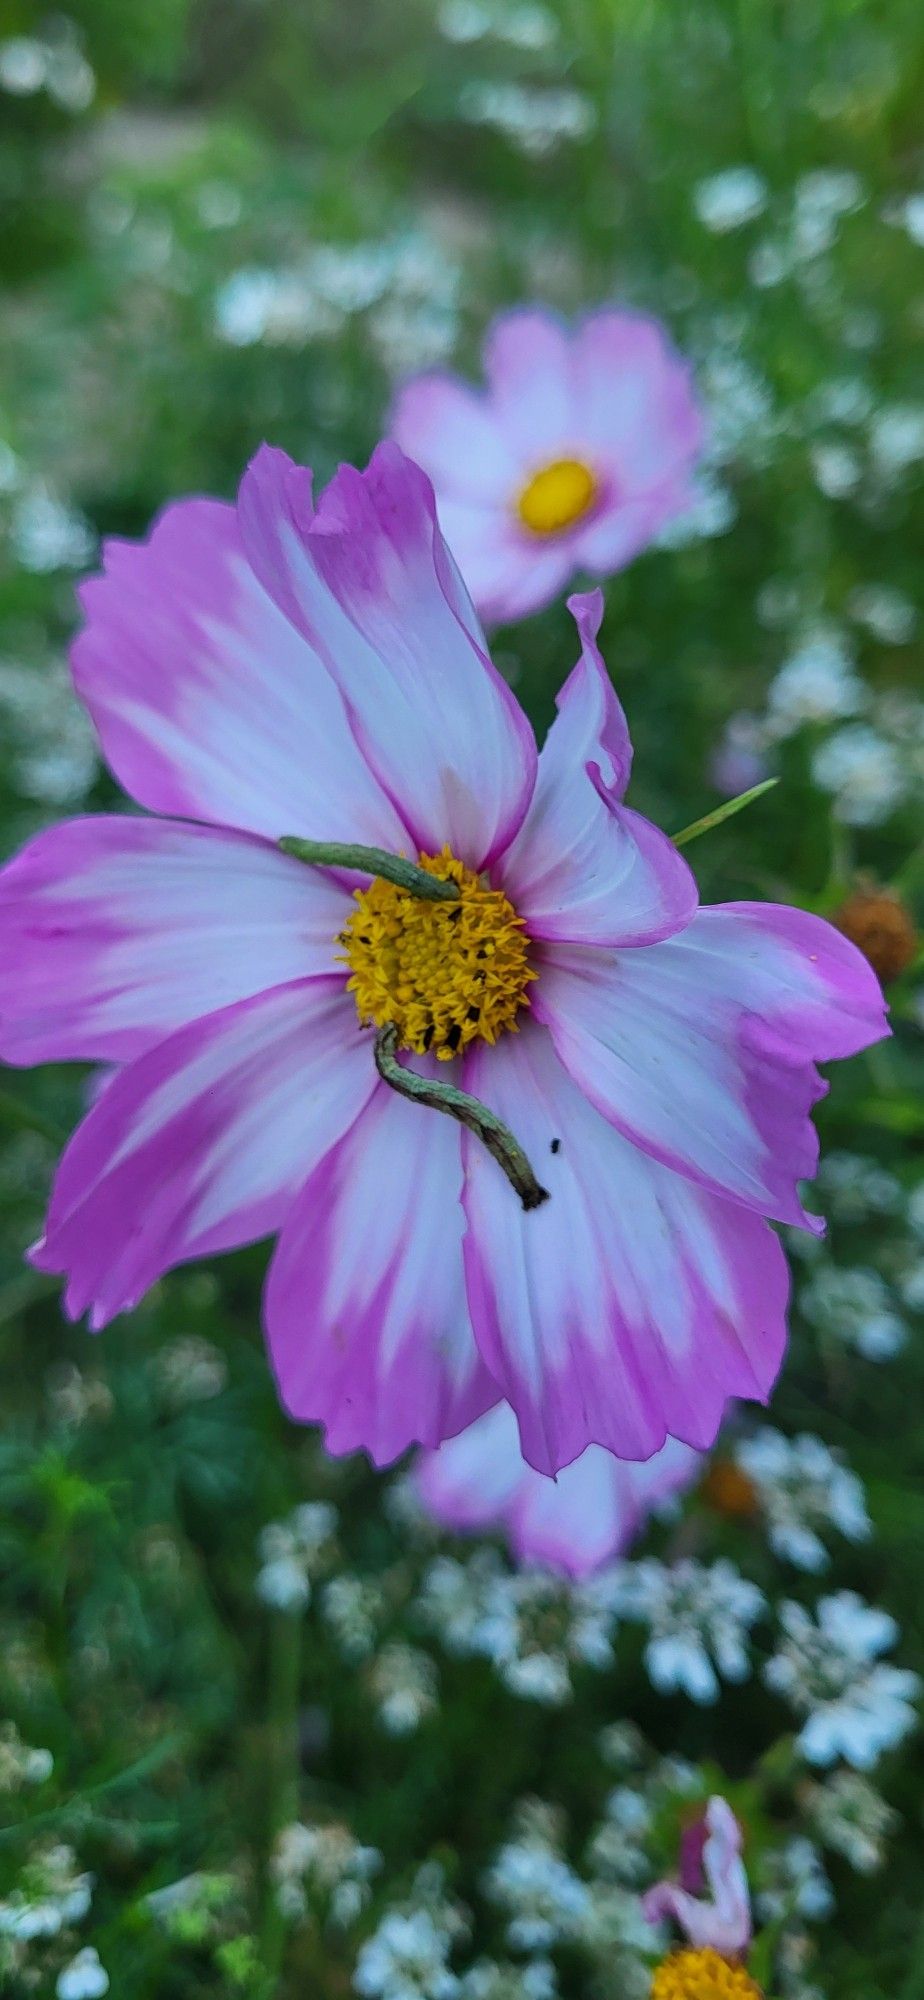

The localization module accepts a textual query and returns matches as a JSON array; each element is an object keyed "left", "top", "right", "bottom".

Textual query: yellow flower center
[
  {"left": 516, "top": 457, "right": 599, "bottom": 536},
  {"left": 652, "top": 1948, "right": 764, "bottom": 2000},
  {"left": 339, "top": 847, "right": 536, "bottom": 1062}
]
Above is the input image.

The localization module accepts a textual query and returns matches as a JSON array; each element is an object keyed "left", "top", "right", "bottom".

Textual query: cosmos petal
[
  {"left": 415, "top": 1401, "right": 702, "bottom": 1578},
  {"left": 536, "top": 902, "right": 889, "bottom": 1229},
  {"left": 500, "top": 593, "right": 697, "bottom": 946},
  {"left": 72, "top": 497, "right": 408, "bottom": 847},
  {"left": 237, "top": 442, "right": 538, "bottom": 868},
  {"left": 264, "top": 1068, "right": 499, "bottom": 1465},
  {"left": 461, "top": 1021, "right": 789, "bottom": 1476},
  {"left": 0, "top": 815, "right": 347, "bottom": 1065},
  {"left": 31, "top": 979, "right": 375, "bottom": 1328}
]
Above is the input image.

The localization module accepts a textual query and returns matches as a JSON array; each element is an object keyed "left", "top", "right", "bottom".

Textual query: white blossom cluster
[
  {"left": 214, "top": 229, "right": 461, "bottom": 374},
  {"left": 0, "top": 28, "right": 94, "bottom": 111},
  {"left": 814, "top": 1151, "right": 903, "bottom": 1225},
  {"left": 369, "top": 1643, "right": 440, "bottom": 1735},
  {"left": 0, "top": 657, "right": 98, "bottom": 807},
  {"left": 485, "top": 1807, "right": 589, "bottom": 1951},
  {"left": 273, "top": 1820, "right": 382, "bottom": 1927},
  {"left": 456, "top": 82, "right": 594, "bottom": 156},
  {"left": 0, "top": 1722, "right": 53, "bottom": 1792},
  {"left": 612, "top": 1559, "right": 764, "bottom": 1704},
  {"left": 355, "top": 1867, "right": 469, "bottom": 2000},
  {"left": 438, "top": 0, "right": 558, "bottom": 51},
  {"left": 765, "top": 1592, "right": 921, "bottom": 1768},
  {"left": 255, "top": 1500, "right": 339, "bottom": 1610},
  {"left": 0, "top": 1842, "right": 93, "bottom": 1942},
  {"left": 322, "top": 1571, "right": 388, "bottom": 1662},
  {"left": 734, "top": 1428, "right": 870, "bottom": 1572},
  {"left": 800, "top": 1262, "right": 907, "bottom": 1362},
  {"left": 745, "top": 169, "right": 866, "bottom": 292},
  {"left": 418, "top": 1553, "right": 620, "bottom": 1705},
  {"left": 805, "top": 1770, "right": 898, "bottom": 1874},
  {"left": 56, "top": 1948, "right": 110, "bottom": 1999}
]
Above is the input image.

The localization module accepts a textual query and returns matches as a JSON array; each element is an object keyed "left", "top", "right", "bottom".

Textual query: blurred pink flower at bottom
[
  {"left": 414, "top": 1401, "right": 702, "bottom": 1577},
  {"left": 643, "top": 1796, "right": 752, "bottom": 1956}
]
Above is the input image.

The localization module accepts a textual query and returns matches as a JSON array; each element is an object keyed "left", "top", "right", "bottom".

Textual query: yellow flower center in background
[
  {"left": 516, "top": 457, "right": 599, "bottom": 535},
  {"left": 651, "top": 1948, "right": 764, "bottom": 2000},
  {"left": 340, "top": 848, "right": 536, "bottom": 1062}
]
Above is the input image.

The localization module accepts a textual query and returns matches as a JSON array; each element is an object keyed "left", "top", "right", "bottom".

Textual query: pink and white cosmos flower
[
  {"left": 643, "top": 1795, "right": 752, "bottom": 1957},
  {"left": 0, "top": 443, "right": 886, "bottom": 1474},
  {"left": 414, "top": 1401, "right": 702, "bottom": 1578},
  {"left": 389, "top": 307, "right": 703, "bottom": 623}
]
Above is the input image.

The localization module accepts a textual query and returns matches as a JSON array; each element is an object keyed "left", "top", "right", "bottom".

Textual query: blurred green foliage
[{"left": 1, "top": 0, "right": 924, "bottom": 1994}]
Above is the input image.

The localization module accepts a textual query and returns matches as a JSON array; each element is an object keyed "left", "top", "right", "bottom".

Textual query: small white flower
[
  {"left": 756, "top": 1837, "right": 833, "bottom": 1923},
  {"left": 748, "top": 238, "right": 794, "bottom": 289},
  {"left": 486, "top": 1836, "right": 589, "bottom": 1951},
  {"left": 735, "top": 1429, "right": 870, "bottom": 1572},
  {"left": 801, "top": 1262, "right": 906, "bottom": 1361},
  {"left": 255, "top": 1501, "right": 338, "bottom": 1610},
  {"left": 56, "top": 1947, "right": 110, "bottom": 2000},
  {"left": 12, "top": 487, "right": 95, "bottom": 573},
  {"left": 810, "top": 441, "right": 862, "bottom": 498},
  {"left": 156, "top": 1334, "right": 227, "bottom": 1406},
  {"left": 895, "top": 192, "right": 924, "bottom": 245},
  {"left": 811, "top": 724, "right": 906, "bottom": 825},
  {"left": 497, "top": 5, "right": 557, "bottom": 52},
  {"left": 869, "top": 404, "right": 924, "bottom": 476},
  {"left": 847, "top": 584, "right": 917, "bottom": 646},
  {"left": 0, "top": 1723, "right": 54, "bottom": 1792},
  {"left": 322, "top": 1572, "right": 385, "bottom": 1662},
  {"left": 0, "top": 1843, "right": 93, "bottom": 1941},
  {"left": 369, "top": 1644, "right": 439, "bottom": 1736},
  {"left": 0, "top": 36, "right": 47, "bottom": 93},
  {"left": 765, "top": 1592, "right": 921, "bottom": 1769},
  {"left": 796, "top": 168, "right": 865, "bottom": 217},
  {"left": 458, "top": 82, "right": 594, "bottom": 155},
  {"left": 767, "top": 629, "right": 865, "bottom": 736},
  {"left": 419, "top": 1555, "right": 619, "bottom": 1705},
  {"left": 693, "top": 168, "right": 768, "bottom": 233},
  {"left": 700, "top": 351, "right": 777, "bottom": 464},
  {"left": 460, "top": 1959, "right": 558, "bottom": 2000},
  {"left": 273, "top": 1820, "right": 381, "bottom": 1926},
  {"left": 587, "top": 1787, "right": 652, "bottom": 1887},
  {"left": 438, "top": 0, "right": 490, "bottom": 42},
  {"left": 807, "top": 1769, "right": 896, "bottom": 1874},
  {"left": 815, "top": 1151, "right": 902, "bottom": 1224},
  {"left": 810, "top": 378, "right": 874, "bottom": 427},
  {"left": 614, "top": 1560, "right": 764, "bottom": 1705},
  {"left": 355, "top": 1904, "right": 465, "bottom": 2000}
]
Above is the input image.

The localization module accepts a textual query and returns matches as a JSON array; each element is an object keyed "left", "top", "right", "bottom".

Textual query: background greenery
[{"left": 1, "top": 1, "right": 923, "bottom": 1994}]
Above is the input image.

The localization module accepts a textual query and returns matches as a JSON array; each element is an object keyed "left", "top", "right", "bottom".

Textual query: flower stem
[
  {"left": 374, "top": 1024, "right": 549, "bottom": 1211},
  {"left": 257, "top": 1607, "right": 302, "bottom": 1993},
  {"left": 279, "top": 837, "right": 459, "bottom": 901},
  {"left": 672, "top": 777, "right": 779, "bottom": 848}
]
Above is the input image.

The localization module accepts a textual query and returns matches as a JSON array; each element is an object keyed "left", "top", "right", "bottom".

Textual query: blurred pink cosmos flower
[
  {"left": 414, "top": 1401, "right": 702, "bottom": 1577},
  {"left": 644, "top": 1795, "right": 752, "bottom": 1957},
  {"left": 390, "top": 307, "right": 703, "bottom": 622},
  {"left": 0, "top": 443, "right": 886, "bottom": 1474}
]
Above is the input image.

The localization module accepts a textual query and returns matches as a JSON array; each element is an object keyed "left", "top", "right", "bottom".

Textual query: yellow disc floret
[
  {"left": 340, "top": 847, "right": 536, "bottom": 1061},
  {"left": 517, "top": 457, "right": 599, "bottom": 536},
  {"left": 651, "top": 1947, "right": 764, "bottom": 2000}
]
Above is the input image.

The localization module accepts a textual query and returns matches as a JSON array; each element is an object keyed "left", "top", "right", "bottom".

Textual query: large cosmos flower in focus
[
  {"left": 389, "top": 307, "right": 703, "bottom": 622},
  {"left": 0, "top": 443, "right": 886, "bottom": 1474}
]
